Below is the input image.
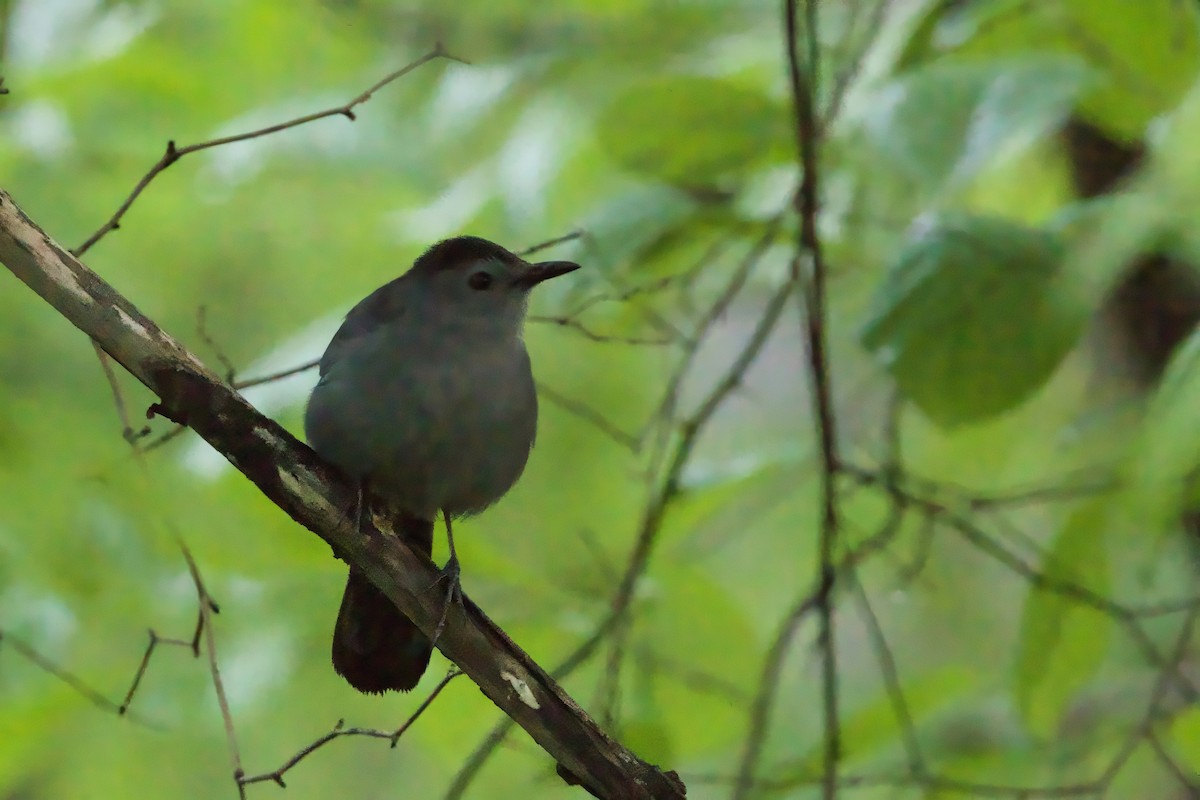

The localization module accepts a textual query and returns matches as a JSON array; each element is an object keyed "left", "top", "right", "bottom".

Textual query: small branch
[
  {"left": 844, "top": 465, "right": 1200, "bottom": 700},
  {"left": 72, "top": 45, "right": 460, "bottom": 257},
  {"left": 846, "top": 567, "right": 925, "bottom": 773},
  {"left": 239, "top": 669, "right": 462, "bottom": 789},
  {"left": 0, "top": 628, "right": 128, "bottom": 716},
  {"left": 92, "top": 340, "right": 152, "bottom": 444},
  {"left": 646, "top": 213, "right": 786, "bottom": 472},
  {"left": 198, "top": 305, "right": 238, "bottom": 383},
  {"left": 234, "top": 358, "right": 320, "bottom": 391},
  {"left": 785, "top": 1, "right": 841, "bottom": 797},
  {"left": 1098, "top": 601, "right": 1200, "bottom": 787},
  {"left": 119, "top": 629, "right": 197, "bottom": 715},
  {"left": 730, "top": 589, "right": 824, "bottom": 800},
  {"left": 537, "top": 381, "right": 642, "bottom": 452},
  {"left": 177, "top": 543, "right": 245, "bottom": 793},
  {"left": 529, "top": 313, "right": 676, "bottom": 345},
  {"left": 517, "top": 230, "right": 585, "bottom": 257}
]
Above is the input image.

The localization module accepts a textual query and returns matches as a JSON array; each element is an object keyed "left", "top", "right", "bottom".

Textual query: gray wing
[{"left": 317, "top": 275, "right": 409, "bottom": 379}]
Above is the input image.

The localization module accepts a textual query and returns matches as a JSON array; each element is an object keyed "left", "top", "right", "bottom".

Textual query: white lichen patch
[
  {"left": 32, "top": 235, "right": 94, "bottom": 307},
  {"left": 271, "top": 442, "right": 338, "bottom": 517},
  {"left": 501, "top": 669, "right": 540, "bottom": 709},
  {"left": 115, "top": 306, "right": 149, "bottom": 339}
]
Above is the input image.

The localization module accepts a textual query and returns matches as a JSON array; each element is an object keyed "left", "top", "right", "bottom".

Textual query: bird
[{"left": 304, "top": 235, "right": 579, "bottom": 693}]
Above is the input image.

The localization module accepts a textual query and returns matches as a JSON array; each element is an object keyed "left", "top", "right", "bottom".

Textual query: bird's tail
[{"left": 331, "top": 513, "right": 434, "bottom": 693}]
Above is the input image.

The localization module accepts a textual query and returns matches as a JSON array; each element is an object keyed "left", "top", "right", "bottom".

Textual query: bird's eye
[{"left": 468, "top": 271, "right": 493, "bottom": 291}]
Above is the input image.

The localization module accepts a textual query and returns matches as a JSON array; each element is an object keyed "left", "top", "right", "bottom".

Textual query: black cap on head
[{"left": 412, "top": 236, "right": 521, "bottom": 273}]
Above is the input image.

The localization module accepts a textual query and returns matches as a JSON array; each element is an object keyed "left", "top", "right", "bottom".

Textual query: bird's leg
[
  {"left": 329, "top": 479, "right": 368, "bottom": 563},
  {"left": 430, "top": 509, "right": 463, "bottom": 647}
]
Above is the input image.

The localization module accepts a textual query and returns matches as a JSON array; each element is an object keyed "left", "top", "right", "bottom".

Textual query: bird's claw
[{"left": 430, "top": 554, "right": 463, "bottom": 648}]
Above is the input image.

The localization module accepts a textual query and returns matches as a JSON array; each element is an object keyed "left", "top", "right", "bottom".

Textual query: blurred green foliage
[{"left": 3, "top": 0, "right": 1200, "bottom": 799}]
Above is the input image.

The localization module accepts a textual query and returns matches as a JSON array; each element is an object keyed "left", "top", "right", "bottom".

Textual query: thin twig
[
  {"left": 1146, "top": 729, "right": 1200, "bottom": 795},
  {"left": 517, "top": 230, "right": 585, "bottom": 257},
  {"left": 646, "top": 213, "right": 787, "bottom": 471},
  {"left": 528, "top": 313, "right": 676, "bottom": 345},
  {"left": 1098, "top": 601, "right": 1200, "bottom": 787},
  {"left": 784, "top": 1, "right": 842, "bottom": 797},
  {"left": 119, "top": 629, "right": 196, "bottom": 715},
  {"left": 239, "top": 668, "right": 462, "bottom": 788},
  {"left": 198, "top": 305, "right": 237, "bottom": 382},
  {"left": 601, "top": 275, "right": 798, "bottom": 723},
  {"left": 234, "top": 358, "right": 320, "bottom": 390},
  {"left": 92, "top": 340, "right": 151, "bottom": 444},
  {"left": 732, "top": 590, "right": 824, "bottom": 800},
  {"left": 178, "top": 543, "right": 244, "bottom": 793},
  {"left": 846, "top": 566, "right": 925, "bottom": 773},
  {"left": 820, "top": 0, "right": 893, "bottom": 131},
  {"left": 72, "top": 45, "right": 461, "bottom": 257},
  {"left": 536, "top": 380, "right": 641, "bottom": 452},
  {"left": 0, "top": 629, "right": 128, "bottom": 715},
  {"left": 845, "top": 466, "right": 1200, "bottom": 701}
]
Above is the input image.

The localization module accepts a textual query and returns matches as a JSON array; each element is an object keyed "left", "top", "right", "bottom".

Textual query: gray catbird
[{"left": 304, "top": 236, "right": 579, "bottom": 693}]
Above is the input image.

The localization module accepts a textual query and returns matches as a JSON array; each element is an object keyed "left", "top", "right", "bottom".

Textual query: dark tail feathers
[{"left": 331, "top": 514, "right": 434, "bottom": 693}]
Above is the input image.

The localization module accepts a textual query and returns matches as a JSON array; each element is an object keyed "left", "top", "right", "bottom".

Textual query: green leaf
[
  {"left": 1124, "top": 327, "right": 1200, "bottom": 533},
  {"left": 861, "top": 215, "right": 1084, "bottom": 427},
  {"left": 862, "top": 56, "right": 1091, "bottom": 192},
  {"left": 1060, "top": 0, "right": 1200, "bottom": 138},
  {"left": 1170, "top": 706, "right": 1200, "bottom": 772},
  {"left": 1013, "top": 501, "right": 1113, "bottom": 738},
  {"left": 596, "top": 77, "right": 787, "bottom": 184},
  {"left": 904, "top": 0, "right": 1200, "bottom": 139}
]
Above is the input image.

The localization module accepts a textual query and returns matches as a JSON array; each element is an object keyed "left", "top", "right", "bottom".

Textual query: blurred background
[{"left": 4, "top": 0, "right": 1200, "bottom": 797}]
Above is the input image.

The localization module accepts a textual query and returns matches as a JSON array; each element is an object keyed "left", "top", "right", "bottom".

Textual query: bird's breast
[{"left": 369, "top": 338, "right": 537, "bottom": 517}]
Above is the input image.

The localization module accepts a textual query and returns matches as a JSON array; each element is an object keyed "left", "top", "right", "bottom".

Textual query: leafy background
[{"left": 3, "top": 0, "right": 1200, "bottom": 798}]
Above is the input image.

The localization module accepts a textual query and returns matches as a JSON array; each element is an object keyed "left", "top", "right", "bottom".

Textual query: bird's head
[{"left": 408, "top": 236, "right": 580, "bottom": 334}]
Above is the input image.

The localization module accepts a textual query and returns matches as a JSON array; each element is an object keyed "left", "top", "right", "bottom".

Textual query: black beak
[{"left": 513, "top": 260, "right": 581, "bottom": 288}]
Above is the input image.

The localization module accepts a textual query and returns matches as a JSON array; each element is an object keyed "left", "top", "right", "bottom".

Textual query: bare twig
[
  {"left": 72, "top": 45, "right": 460, "bottom": 257},
  {"left": 646, "top": 213, "right": 787, "bottom": 471},
  {"left": 696, "top": 769, "right": 1101, "bottom": 797},
  {"left": 536, "top": 381, "right": 641, "bottom": 452},
  {"left": 177, "top": 544, "right": 245, "bottom": 793},
  {"left": 517, "top": 230, "right": 585, "bottom": 257},
  {"left": 239, "top": 669, "right": 463, "bottom": 789},
  {"left": 119, "top": 629, "right": 199, "bottom": 715},
  {"left": 730, "top": 589, "right": 824, "bottom": 800},
  {"left": 846, "top": 567, "right": 925, "bottom": 773},
  {"left": 820, "top": 0, "right": 893, "bottom": 130},
  {"left": 234, "top": 358, "right": 320, "bottom": 391},
  {"left": 198, "top": 306, "right": 238, "bottom": 383},
  {"left": 1097, "top": 601, "right": 1200, "bottom": 787},
  {"left": 528, "top": 313, "right": 676, "bottom": 345},
  {"left": 783, "top": 1, "right": 842, "bottom": 798},
  {"left": 0, "top": 628, "right": 128, "bottom": 716},
  {"left": 92, "top": 340, "right": 152, "bottom": 444}
]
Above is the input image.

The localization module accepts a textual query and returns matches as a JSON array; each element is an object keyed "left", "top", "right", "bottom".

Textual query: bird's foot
[{"left": 429, "top": 554, "right": 463, "bottom": 649}]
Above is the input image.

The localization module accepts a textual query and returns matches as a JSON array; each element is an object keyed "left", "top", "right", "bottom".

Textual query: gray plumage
[{"left": 304, "top": 236, "right": 578, "bottom": 693}]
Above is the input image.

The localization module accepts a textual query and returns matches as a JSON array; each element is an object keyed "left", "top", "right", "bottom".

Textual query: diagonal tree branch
[{"left": 0, "top": 188, "right": 685, "bottom": 800}]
